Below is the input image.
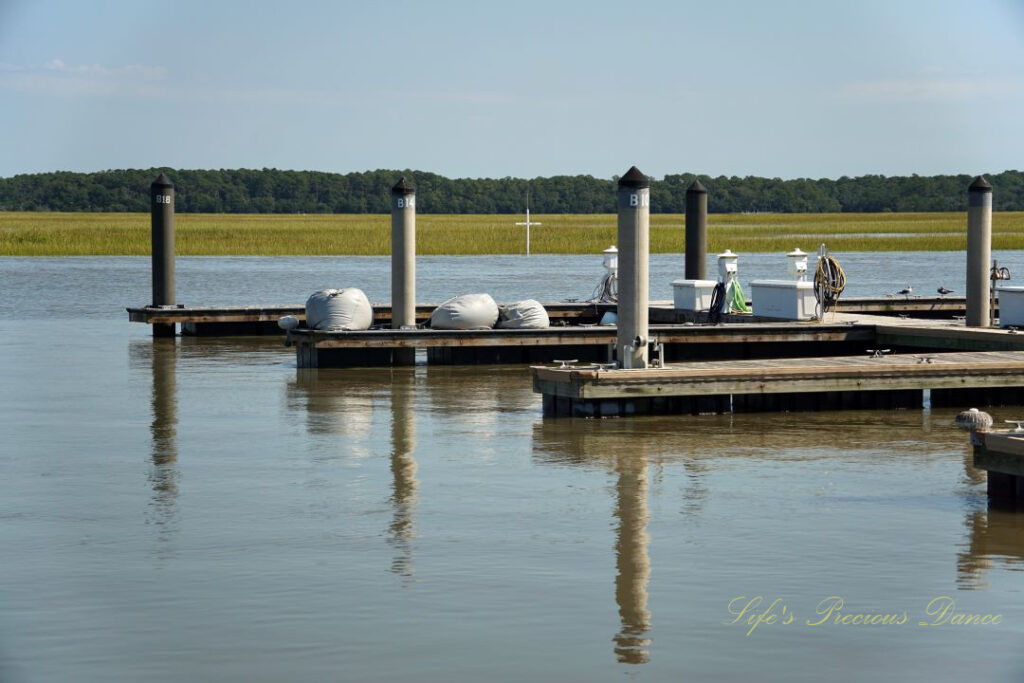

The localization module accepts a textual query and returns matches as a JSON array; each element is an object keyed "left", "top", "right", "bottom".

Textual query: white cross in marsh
[{"left": 515, "top": 191, "right": 541, "bottom": 257}]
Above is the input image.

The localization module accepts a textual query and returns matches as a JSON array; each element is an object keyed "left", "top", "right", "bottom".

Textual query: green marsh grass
[{"left": 3, "top": 211, "right": 1024, "bottom": 256}]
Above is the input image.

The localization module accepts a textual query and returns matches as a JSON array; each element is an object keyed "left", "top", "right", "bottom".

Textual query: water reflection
[
  {"left": 530, "top": 409, "right": 989, "bottom": 665},
  {"left": 423, "top": 365, "right": 525, "bottom": 431},
  {"left": 534, "top": 409, "right": 959, "bottom": 467},
  {"left": 612, "top": 447, "right": 651, "bottom": 664},
  {"left": 286, "top": 366, "right": 422, "bottom": 580},
  {"left": 961, "top": 445, "right": 986, "bottom": 486},
  {"left": 958, "top": 508, "right": 1024, "bottom": 589},
  {"left": 533, "top": 420, "right": 668, "bottom": 664},
  {"left": 148, "top": 338, "right": 180, "bottom": 546},
  {"left": 288, "top": 369, "right": 381, "bottom": 459},
  {"left": 388, "top": 368, "right": 419, "bottom": 580}
]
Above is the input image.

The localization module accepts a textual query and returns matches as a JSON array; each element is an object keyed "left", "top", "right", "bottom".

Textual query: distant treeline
[{"left": 2, "top": 168, "right": 1024, "bottom": 214}]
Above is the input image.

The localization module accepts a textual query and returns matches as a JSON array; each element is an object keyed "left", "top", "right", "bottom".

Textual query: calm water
[{"left": 2, "top": 253, "right": 1023, "bottom": 682}]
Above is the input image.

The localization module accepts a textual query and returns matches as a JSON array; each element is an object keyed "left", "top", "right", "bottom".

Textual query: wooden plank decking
[
  {"left": 286, "top": 321, "right": 875, "bottom": 367},
  {"left": 533, "top": 349, "right": 1024, "bottom": 417},
  {"left": 534, "top": 350, "right": 1024, "bottom": 399},
  {"left": 287, "top": 321, "right": 870, "bottom": 349},
  {"left": 127, "top": 296, "right": 972, "bottom": 331},
  {"left": 126, "top": 301, "right": 618, "bottom": 335}
]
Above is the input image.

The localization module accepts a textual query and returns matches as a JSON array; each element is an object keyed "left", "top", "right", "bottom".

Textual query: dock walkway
[
  {"left": 127, "top": 302, "right": 614, "bottom": 336},
  {"left": 285, "top": 321, "right": 875, "bottom": 367},
  {"left": 533, "top": 349, "right": 1024, "bottom": 417},
  {"left": 127, "top": 296, "right": 972, "bottom": 336}
]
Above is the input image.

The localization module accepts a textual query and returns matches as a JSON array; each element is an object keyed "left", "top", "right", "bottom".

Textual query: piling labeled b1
[
  {"left": 390, "top": 177, "right": 416, "bottom": 331},
  {"left": 617, "top": 166, "right": 650, "bottom": 369},
  {"left": 391, "top": 177, "right": 417, "bottom": 365}
]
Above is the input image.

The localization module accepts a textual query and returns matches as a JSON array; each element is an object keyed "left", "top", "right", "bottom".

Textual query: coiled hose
[
  {"left": 708, "top": 281, "right": 750, "bottom": 321},
  {"left": 588, "top": 271, "right": 618, "bottom": 304},
  {"left": 814, "top": 254, "right": 846, "bottom": 316},
  {"left": 709, "top": 282, "right": 726, "bottom": 323}
]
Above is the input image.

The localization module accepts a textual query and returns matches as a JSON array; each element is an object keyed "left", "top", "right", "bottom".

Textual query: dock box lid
[
  {"left": 750, "top": 279, "right": 814, "bottom": 290},
  {"left": 671, "top": 279, "right": 718, "bottom": 287}
]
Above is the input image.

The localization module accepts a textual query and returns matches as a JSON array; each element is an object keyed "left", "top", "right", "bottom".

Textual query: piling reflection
[
  {"left": 961, "top": 444, "right": 987, "bottom": 486},
  {"left": 612, "top": 447, "right": 651, "bottom": 664},
  {"left": 958, "top": 507, "right": 1024, "bottom": 589},
  {"left": 388, "top": 368, "right": 419, "bottom": 580},
  {"left": 286, "top": 366, "right": 422, "bottom": 580},
  {"left": 148, "top": 338, "right": 180, "bottom": 544},
  {"left": 287, "top": 369, "right": 380, "bottom": 459},
  {"left": 424, "top": 365, "right": 534, "bottom": 431},
  {"left": 533, "top": 420, "right": 668, "bottom": 665},
  {"left": 531, "top": 408, "right": 984, "bottom": 665}
]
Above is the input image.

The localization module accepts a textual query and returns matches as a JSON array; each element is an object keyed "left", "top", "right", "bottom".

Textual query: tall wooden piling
[
  {"left": 685, "top": 179, "right": 708, "bottom": 280},
  {"left": 391, "top": 177, "right": 417, "bottom": 365},
  {"left": 150, "top": 173, "right": 176, "bottom": 337},
  {"left": 617, "top": 166, "right": 650, "bottom": 369},
  {"left": 966, "top": 176, "right": 992, "bottom": 327}
]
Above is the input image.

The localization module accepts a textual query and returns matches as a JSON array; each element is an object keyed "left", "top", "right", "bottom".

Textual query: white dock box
[
  {"left": 998, "top": 286, "right": 1024, "bottom": 327},
  {"left": 672, "top": 279, "right": 717, "bottom": 312},
  {"left": 750, "top": 280, "right": 816, "bottom": 321}
]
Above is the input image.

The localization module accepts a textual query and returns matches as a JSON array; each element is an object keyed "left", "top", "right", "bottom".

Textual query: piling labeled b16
[{"left": 150, "top": 173, "right": 175, "bottom": 337}]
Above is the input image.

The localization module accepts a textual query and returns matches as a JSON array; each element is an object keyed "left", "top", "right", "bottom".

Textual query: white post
[
  {"left": 515, "top": 191, "right": 541, "bottom": 257},
  {"left": 391, "top": 177, "right": 417, "bottom": 365},
  {"left": 816, "top": 243, "right": 826, "bottom": 321}
]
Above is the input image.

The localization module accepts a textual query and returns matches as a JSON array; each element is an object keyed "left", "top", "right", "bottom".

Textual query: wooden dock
[
  {"left": 972, "top": 430, "right": 1024, "bottom": 508},
  {"left": 286, "top": 321, "right": 874, "bottom": 367},
  {"left": 127, "top": 302, "right": 616, "bottom": 336},
  {"left": 533, "top": 350, "right": 1024, "bottom": 417},
  {"left": 127, "top": 296, "right": 974, "bottom": 336},
  {"left": 288, "top": 309, "right": 1024, "bottom": 369}
]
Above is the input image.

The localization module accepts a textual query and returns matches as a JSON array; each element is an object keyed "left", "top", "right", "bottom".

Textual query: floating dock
[
  {"left": 531, "top": 310, "right": 1024, "bottom": 415},
  {"left": 289, "top": 308, "right": 1024, "bottom": 369},
  {"left": 126, "top": 297, "right": 977, "bottom": 336},
  {"left": 127, "top": 302, "right": 615, "bottom": 336},
  {"left": 285, "top": 320, "right": 876, "bottom": 367},
  {"left": 533, "top": 349, "right": 1024, "bottom": 417},
  {"left": 972, "top": 430, "right": 1024, "bottom": 508}
]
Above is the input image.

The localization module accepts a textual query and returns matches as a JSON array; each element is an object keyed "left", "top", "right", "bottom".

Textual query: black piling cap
[
  {"left": 618, "top": 166, "right": 650, "bottom": 189},
  {"left": 151, "top": 172, "right": 173, "bottom": 188},
  {"left": 686, "top": 179, "right": 708, "bottom": 194},
  {"left": 391, "top": 176, "right": 415, "bottom": 195},
  {"left": 969, "top": 176, "right": 992, "bottom": 193}
]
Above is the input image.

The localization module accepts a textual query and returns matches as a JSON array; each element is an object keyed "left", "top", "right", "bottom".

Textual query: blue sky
[{"left": 1, "top": 0, "right": 1023, "bottom": 179}]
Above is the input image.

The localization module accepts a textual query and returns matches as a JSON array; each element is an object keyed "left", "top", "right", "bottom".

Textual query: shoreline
[{"left": 3, "top": 210, "right": 1024, "bottom": 256}]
